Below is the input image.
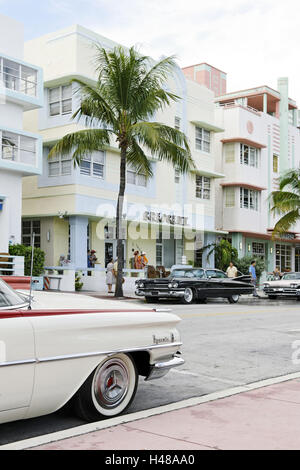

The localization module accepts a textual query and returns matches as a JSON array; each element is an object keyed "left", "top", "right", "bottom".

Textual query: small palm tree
[
  {"left": 270, "top": 169, "right": 300, "bottom": 236},
  {"left": 49, "top": 45, "right": 194, "bottom": 297}
]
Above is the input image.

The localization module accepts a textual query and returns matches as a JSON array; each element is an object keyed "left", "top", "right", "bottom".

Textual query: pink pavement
[{"left": 32, "top": 378, "right": 300, "bottom": 450}]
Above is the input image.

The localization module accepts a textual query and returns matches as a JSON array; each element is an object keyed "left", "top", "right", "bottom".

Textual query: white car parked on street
[
  {"left": 0, "top": 277, "right": 184, "bottom": 424},
  {"left": 263, "top": 272, "right": 300, "bottom": 300}
]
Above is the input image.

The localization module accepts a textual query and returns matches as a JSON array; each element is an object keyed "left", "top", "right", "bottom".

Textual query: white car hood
[{"left": 266, "top": 279, "right": 300, "bottom": 287}]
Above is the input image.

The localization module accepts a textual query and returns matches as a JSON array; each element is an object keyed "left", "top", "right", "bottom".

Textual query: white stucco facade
[
  {"left": 0, "top": 14, "right": 43, "bottom": 252},
  {"left": 22, "top": 25, "right": 224, "bottom": 269},
  {"left": 214, "top": 84, "right": 300, "bottom": 272}
]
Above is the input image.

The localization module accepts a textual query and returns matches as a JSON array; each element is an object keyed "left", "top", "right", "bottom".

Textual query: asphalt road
[{"left": 1, "top": 296, "right": 300, "bottom": 445}]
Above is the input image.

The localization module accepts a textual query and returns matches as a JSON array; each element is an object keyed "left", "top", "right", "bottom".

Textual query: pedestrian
[
  {"left": 106, "top": 258, "right": 115, "bottom": 293},
  {"left": 226, "top": 261, "right": 238, "bottom": 278},
  {"left": 272, "top": 267, "right": 282, "bottom": 280},
  {"left": 89, "top": 250, "right": 97, "bottom": 268},
  {"left": 134, "top": 250, "right": 142, "bottom": 269},
  {"left": 249, "top": 260, "right": 260, "bottom": 298},
  {"left": 140, "top": 251, "right": 148, "bottom": 268}
]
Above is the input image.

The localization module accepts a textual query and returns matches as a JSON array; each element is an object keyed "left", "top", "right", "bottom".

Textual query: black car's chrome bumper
[{"left": 136, "top": 289, "right": 185, "bottom": 298}]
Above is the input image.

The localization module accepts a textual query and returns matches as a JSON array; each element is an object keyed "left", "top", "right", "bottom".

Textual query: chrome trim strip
[
  {"left": 0, "top": 342, "right": 182, "bottom": 367},
  {"left": 0, "top": 303, "right": 29, "bottom": 311},
  {"left": 0, "top": 359, "right": 36, "bottom": 367}
]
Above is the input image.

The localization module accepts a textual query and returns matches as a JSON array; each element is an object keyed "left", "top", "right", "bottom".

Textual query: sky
[{"left": 1, "top": 0, "right": 300, "bottom": 103}]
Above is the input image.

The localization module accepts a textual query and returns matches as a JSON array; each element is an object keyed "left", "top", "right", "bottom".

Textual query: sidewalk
[{"left": 23, "top": 376, "right": 300, "bottom": 450}]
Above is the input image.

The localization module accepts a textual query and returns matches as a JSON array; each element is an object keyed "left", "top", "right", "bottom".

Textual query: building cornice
[{"left": 221, "top": 138, "right": 266, "bottom": 149}]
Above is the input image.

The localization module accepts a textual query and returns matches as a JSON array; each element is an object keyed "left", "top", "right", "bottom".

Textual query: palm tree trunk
[{"left": 115, "top": 147, "right": 126, "bottom": 297}]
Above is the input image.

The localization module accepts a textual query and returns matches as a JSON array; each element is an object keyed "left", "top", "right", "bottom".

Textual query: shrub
[
  {"left": 9, "top": 244, "right": 45, "bottom": 276},
  {"left": 203, "top": 239, "right": 239, "bottom": 272},
  {"left": 236, "top": 256, "right": 266, "bottom": 281}
]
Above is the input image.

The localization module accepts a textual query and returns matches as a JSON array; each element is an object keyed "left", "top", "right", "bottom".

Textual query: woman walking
[{"left": 106, "top": 258, "right": 115, "bottom": 293}]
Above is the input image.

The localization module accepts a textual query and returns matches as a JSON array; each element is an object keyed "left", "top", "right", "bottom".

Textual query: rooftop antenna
[{"left": 28, "top": 232, "right": 35, "bottom": 311}]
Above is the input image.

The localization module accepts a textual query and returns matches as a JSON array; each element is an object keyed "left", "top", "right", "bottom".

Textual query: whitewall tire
[{"left": 73, "top": 353, "right": 138, "bottom": 421}]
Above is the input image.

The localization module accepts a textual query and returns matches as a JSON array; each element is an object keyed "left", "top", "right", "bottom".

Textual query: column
[
  {"left": 69, "top": 216, "right": 89, "bottom": 268},
  {"left": 277, "top": 77, "right": 289, "bottom": 172},
  {"left": 203, "top": 233, "right": 215, "bottom": 268},
  {"left": 0, "top": 196, "right": 9, "bottom": 252},
  {"left": 263, "top": 93, "right": 268, "bottom": 114}
]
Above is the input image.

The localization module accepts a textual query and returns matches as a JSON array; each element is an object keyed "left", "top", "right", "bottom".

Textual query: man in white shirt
[{"left": 226, "top": 262, "right": 238, "bottom": 278}]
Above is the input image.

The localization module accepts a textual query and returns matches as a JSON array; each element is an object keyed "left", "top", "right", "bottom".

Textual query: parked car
[
  {"left": 135, "top": 268, "right": 254, "bottom": 304},
  {"left": 263, "top": 272, "right": 300, "bottom": 300},
  {"left": 0, "top": 277, "right": 184, "bottom": 425}
]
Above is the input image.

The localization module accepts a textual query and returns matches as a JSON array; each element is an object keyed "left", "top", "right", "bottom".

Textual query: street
[{"left": 1, "top": 296, "right": 300, "bottom": 445}]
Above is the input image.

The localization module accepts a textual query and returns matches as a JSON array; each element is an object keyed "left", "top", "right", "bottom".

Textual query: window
[
  {"left": 195, "top": 127, "right": 210, "bottom": 153},
  {"left": 127, "top": 164, "right": 146, "bottom": 187},
  {"left": 174, "top": 168, "right": 181, "bottom": 184},
  {"left": 156, "top": 230, "right": 163, "bottom": 266},
  {"left": 48, "top": 85, "right": 72, "bottom": 116},
  {"left": 273, "top": 154, "right": 279, "bottom": 173},
  {"left": 252, "top": 242, "right": 265, "bottom": 259},
  {"left": 80, "top": 152, "right": 105, "bottom": 178},
  {"left": 240, "top": 144, "right": 259, "bottom": 168},
  {"left": 1, "top": 131, "right": 36, "bottom": 165},
  {"left": 194, "top": 249, "right": 203, "bottom": 267},
  {"left": 22, "top": 219, "right": 41, "bottom": 247},
  {"left": 276, "top": 244, "right": 292, "bottom": 271},
  {"left": 224, "top": 143, "right": 235, "bottom": 163},
  {"left": 0, "top": 57, "right": 37, "bottom": 96},
  {"left": 175, "top": 116, "right": 181, "bottom": 130},
  {"left": 48, "top": 154, "right": 72, "bottom": 177},
  {"left": 225, "top": 187, "right": 235, "bottom": 207},
  {"left": 240, "top": 187, "right": 259, "bottom": 211},
  {"left": 196, "top": 175, "right": 211, "bottom": 199}
]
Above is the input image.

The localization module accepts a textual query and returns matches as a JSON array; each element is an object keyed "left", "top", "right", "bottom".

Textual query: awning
[{"left": 191, "top": 120, "right": 224, "bottom": 133}]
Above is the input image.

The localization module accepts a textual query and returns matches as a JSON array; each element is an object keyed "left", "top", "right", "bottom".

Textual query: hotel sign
[{"left": 143, "top": 211, "right": 188, "bottom": 226}]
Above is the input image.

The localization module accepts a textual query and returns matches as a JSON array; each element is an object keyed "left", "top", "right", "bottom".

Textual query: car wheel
[
  {"left": 268, "top": 295, "right": 277, "bottom": 300},
  {"left": 228, "top": 294, "right": 240, "bottom": 304},
  {"left": 182, "top": 287, "right": 194, "bottom": 304},
  {"left": 296, "top": 297, "right": 300, "bottom": 301},
  {"left": 73, "top": 353, "right": 138, "bottom": 422}
]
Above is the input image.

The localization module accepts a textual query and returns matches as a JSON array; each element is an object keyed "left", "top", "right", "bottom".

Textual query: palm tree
[
  {"left": 270, "top": 169, "right": 300, "bottom": 236},
  {"left": 49, "top": 45, "right": 194, "bottom": 297}
]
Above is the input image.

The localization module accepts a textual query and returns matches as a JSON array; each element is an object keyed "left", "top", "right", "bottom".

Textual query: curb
[{"left": 2, "top": 371, "right": 300, "bottom": 450}]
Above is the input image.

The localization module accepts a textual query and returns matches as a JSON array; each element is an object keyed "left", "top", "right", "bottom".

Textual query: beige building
[{"left": 22, "top": 24, "right": 225, "bottom": 270}]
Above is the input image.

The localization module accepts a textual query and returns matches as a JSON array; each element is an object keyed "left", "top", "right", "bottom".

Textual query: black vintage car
[{"left": 135, "top": 268, "right": 254, "bottom": 304}]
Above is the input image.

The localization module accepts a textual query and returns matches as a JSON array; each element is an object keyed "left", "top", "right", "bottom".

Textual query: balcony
[
  {"left": 0, "top": 128, "right": 42, "bottom": 175},
  {"left": 0, "top": 54, "right": 43, "bottom": 110}
]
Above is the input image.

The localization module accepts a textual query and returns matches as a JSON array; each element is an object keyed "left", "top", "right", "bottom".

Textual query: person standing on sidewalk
[
  {"left": 226, "top": 261, "right": 238, "bottom": 278},
  {"left": 249, "top": 260, "right": 260, "bottom": 298}
]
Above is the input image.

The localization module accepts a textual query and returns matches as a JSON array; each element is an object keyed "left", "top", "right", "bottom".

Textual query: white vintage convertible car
[
  {"left": 263, "top": 272, "right": 300, "bottom": 300},
  {"left": 0, "top": 277, "right": 184, "bottom": 425}
]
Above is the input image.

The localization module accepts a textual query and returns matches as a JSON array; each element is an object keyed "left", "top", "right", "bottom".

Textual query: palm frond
[
  {"left": 48, "top": 129, "right": 111, "bottom": 166},
  {"left": 71, "top": 78, "right": 118, "bottom": 128},
  {"left": 272, "top": 210, "right": 300, "bottom": 236},
  {"left": 131, "top": 121, "right": 194, "bottom": 173},
  {"left": 270, "top": 191, "right": 300, "bottom": 215},
  {"left": 126, "top": 139, "right": 153, "bottom": 178}
]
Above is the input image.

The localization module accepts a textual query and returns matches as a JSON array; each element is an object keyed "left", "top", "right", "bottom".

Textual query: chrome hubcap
[
  {"left": 93, "top": 358, "right": 129, "bottom": 409},
  {"left": 232, "top": 295, "right": 239, "bottom": 302},
  {"left": 184, "top": 288, "right": 193, "bottom": 303}
]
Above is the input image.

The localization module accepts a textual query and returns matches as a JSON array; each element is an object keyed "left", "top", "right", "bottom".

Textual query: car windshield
[
  {"left": 171, "top": 269, "right": 205, "bottom": 278},
  {"left": 0, "top": 278, "right": 28, "bottom": 309},
  {"left": 282, "top": 273, "right": 300, "bottom": 280},
  {"left": 206, "top": 270, "right": 227, "bottom": 279}
]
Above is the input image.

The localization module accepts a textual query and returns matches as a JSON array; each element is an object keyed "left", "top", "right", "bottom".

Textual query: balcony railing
[
  {"left": 217, "top": 101, "right": 261, "bottom": 116},
  {"left": 0, "top": 56, "right": 38, "bottom": 97},
  {"left": 0, "top": 129, "right": 37, "bottom": 167},
  {"left": 0, "top": 255, "right": 24, "bottom": 276}
]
